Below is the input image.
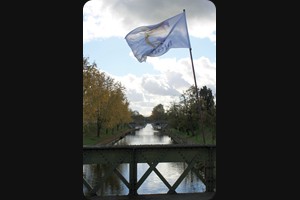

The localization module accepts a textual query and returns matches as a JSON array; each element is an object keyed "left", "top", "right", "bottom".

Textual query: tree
[
  {"left": 180, "top": 86, "right": 200, "bottom": 136},
  {"left": 164, "top": 85, "right": 216, "bottom": 144},
  {"left": 83, "top": 58, "right": 108, "bottom": 137},
  {"left": 130, "top": 110, "right": 146, "bottom": 126},
  {"left": 151, "top": 104, "right": 165, "bottom": 123},
  {"left": 83, "top": 57, "right": 132, "bottom": 137},
  {"left": 199, "top": 86, "right": 215, "bottom": 112}
]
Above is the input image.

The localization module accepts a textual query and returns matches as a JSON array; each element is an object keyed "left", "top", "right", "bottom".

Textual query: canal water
[{"left": 83, "top": 123, "right": 206, "bottom": 196}]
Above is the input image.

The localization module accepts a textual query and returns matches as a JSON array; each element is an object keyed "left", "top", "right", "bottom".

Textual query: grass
[
  {"left": 83, "top": 134, "right": 102, "bottom": 145},
  {"left": 83, "top": 125, "right": 133, "bottom": 146},
  {"left": 169, "top": 127, "right": 216, "bottom": 145}
]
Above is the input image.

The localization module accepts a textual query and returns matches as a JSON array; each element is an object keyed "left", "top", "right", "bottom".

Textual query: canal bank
[
  {"left": 163, "top": 129, "right": 197, "bottom": 144},
  {"left": 94, "top": 128, "right": 135, "bottom": 146}
]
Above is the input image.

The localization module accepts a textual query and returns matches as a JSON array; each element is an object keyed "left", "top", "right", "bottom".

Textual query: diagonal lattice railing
[{"left": 83, "top": 144, "right": 216, "bottom": 197}]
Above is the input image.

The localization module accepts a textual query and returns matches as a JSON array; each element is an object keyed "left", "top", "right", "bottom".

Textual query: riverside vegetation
[{"left": 83, "top": 57, "right": 216, "bottom": 145}]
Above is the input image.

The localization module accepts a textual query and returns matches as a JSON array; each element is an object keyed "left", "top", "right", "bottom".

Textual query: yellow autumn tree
[{"left": 83, "top": 57, "right": 131, "bottom": 137}]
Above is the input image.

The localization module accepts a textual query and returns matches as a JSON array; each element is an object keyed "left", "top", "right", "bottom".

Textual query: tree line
[
  {"left": 150, "top": 85, "right": 216, "bottom": 143},
  {"left": 83, "top": 57, "right": 132, "bottom": 137}
]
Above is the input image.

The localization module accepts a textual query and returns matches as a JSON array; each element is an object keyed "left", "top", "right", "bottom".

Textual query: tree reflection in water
[{"left": 83, "top": 163, "right": 129, "bottom": 196}]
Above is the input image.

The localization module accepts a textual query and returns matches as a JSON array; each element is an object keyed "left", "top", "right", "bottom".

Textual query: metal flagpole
[{"left": 183, "top": 9, "right": 206, "bottom": 144}]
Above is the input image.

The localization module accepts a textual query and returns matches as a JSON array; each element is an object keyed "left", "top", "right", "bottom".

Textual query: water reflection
[
  {"left": 114, "top": 126, "right": 172, "bottom": 145},
  {"left": 83, "top": 124, "right": 205, "bottom": 196},
  {"left": 83, "top": 164, "right": 129, "bottom": 196}
]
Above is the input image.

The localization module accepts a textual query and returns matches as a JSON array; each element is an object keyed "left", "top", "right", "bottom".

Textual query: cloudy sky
[{"left": 83, "top": 0, "right": 216, "bottom": 117}]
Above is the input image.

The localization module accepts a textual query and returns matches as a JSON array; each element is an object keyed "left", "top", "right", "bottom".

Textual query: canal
[{"left": 83, "top": 123, "right": 206, "bottom": 196}]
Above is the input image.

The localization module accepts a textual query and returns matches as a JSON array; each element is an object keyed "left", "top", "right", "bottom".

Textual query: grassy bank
[
  {"left": 166, "top": 127, "right": 216, "bottom": 145},
  {"left": 83, "top": 125, "right": 134, "bottom": 145}
]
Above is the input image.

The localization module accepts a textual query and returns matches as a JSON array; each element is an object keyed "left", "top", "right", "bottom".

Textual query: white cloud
[
  {"left": 105, "top": 55, "right": 215, "bottom": 116},
  {"left": 147, "top": 56, "right": 216, "bottom": 94},
  {"left": 83, "top": 0, "right": 216, "bottom": 43},
  {"left": 126, "top": 89, "right": 145, "bottom": 102},
  {"left": 141, "top": 75, "right": 181, "bottom": 96},
  {"left": 83, "top": 0, "right": 127, "bottom": 42}
]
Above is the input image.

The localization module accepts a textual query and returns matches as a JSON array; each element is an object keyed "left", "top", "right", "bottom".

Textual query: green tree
[
  {"left": 200, "top": 86, "right": 215, "bottom": 112},
  {"left": 151, "top": 104, "right": 165, "bottom": 123},
  {"left": 164, "top": 85, "right": 216, "bottom": 144},
  {"left": 130, "top": 110, "right": 146, "bottom": 126}
]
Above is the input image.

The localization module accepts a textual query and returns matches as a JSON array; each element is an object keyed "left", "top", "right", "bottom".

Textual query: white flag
[{"left": 125, "top": 12, "right": 191, "bottom": 62}]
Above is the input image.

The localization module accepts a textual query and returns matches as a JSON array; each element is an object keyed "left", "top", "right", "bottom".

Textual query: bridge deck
[{"left": 88, "top": 192, "right": 215, "bottom": 200}]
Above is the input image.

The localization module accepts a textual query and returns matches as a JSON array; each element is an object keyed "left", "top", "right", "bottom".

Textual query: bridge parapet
[{"left": 83, "top": 144, "right": 216, "bottom": 197}]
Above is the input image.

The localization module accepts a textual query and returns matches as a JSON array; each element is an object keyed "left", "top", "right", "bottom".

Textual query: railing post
[
  {"left": 205, "top": 147, "right": 215, "bottom": 192},
  {"left": 129, "top": 148, "right": 137, "bottom": 195}
]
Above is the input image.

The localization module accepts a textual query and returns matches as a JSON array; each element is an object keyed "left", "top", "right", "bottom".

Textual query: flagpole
[{"left": 183, "top": 9, "right": 206, "bottom": 144}]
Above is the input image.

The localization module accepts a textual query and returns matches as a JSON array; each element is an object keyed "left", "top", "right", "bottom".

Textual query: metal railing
[{"left": 83, "top": 144, "right": 216, "bottom": 197}]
